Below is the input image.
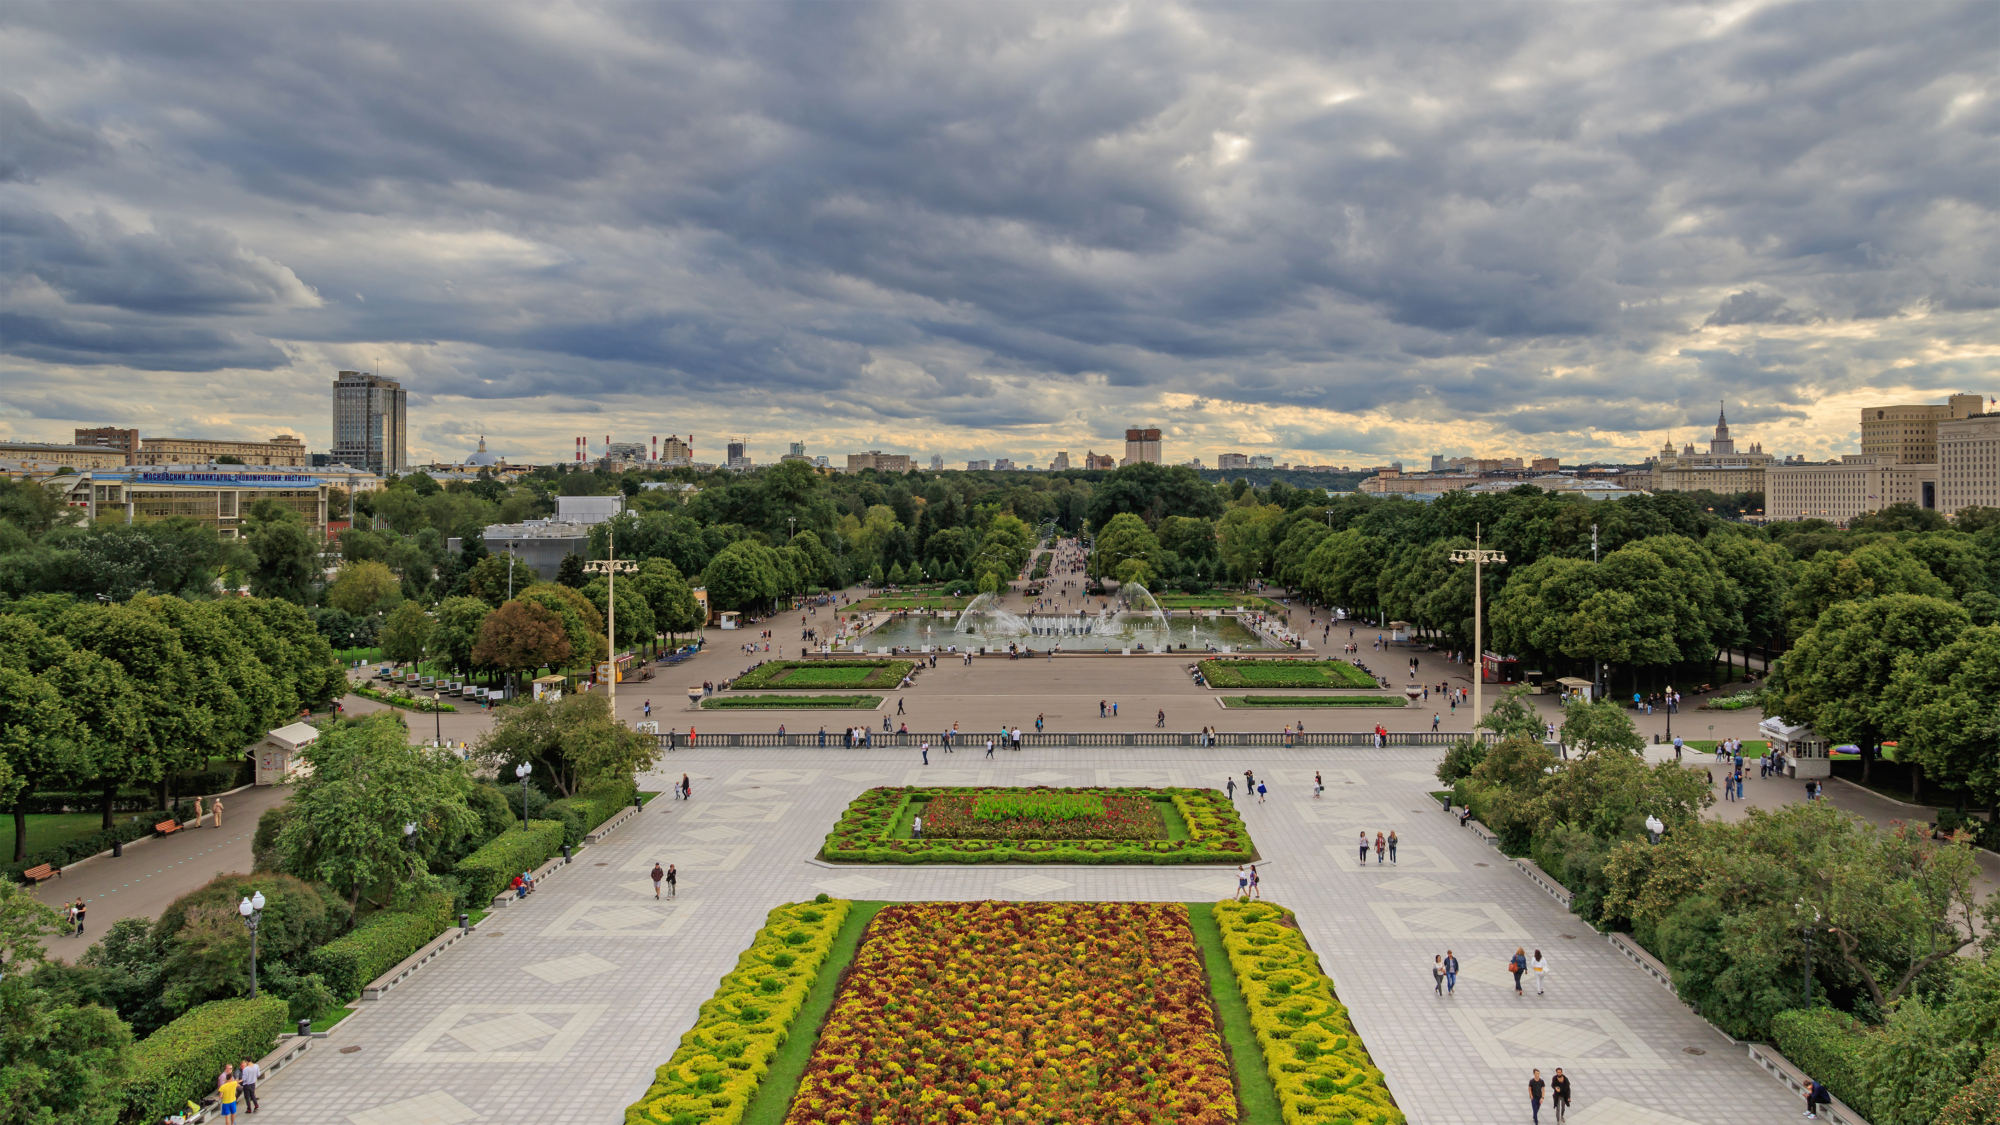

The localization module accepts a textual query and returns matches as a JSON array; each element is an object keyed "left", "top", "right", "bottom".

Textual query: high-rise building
[
  {"left": 1939, "top": 411, "right": 2000, "bottom": 517},
  {"left": 1768, "top": 455, "right": 1937, "bottom": 524},
  {"left": 1122, "top": 427, "right": 1162, "bottom": 466},
  {"left": 1050, "top": 451, "right": 1070, "bottom": 472},
  {"left": 965, "top": 459, "right": 992, "bottom": 471},
  {"left": 930, "top": 454, "right": 944, "bottom": 471},
  {"left": 331, "top": 371, "right": 407, "bottom": 476},
  {"left": 1860, "top": 394, "right": 1985, "bottom": 464},
  {"left": 75, "top": 427, "right": 140, "bottom": 462},
  {"left": 1429, "top": 454, "right": 1446, "bottom": 472},
  {"left": 1248, "top": 455, "right": 1275, "bottom": 470},
  {"left": 789, "top": 441, "right": 806, "bottom": 458},
  {"left": 1652, "top": 404, "right": 1771, "bottom": 495},
  {"left": 659, "top": 436, "right": 692, "bottom": 465},
  {"left": 137, "top": 435, "right": 308, "bottom": 466},
  {"left": 726, "top": 441, "right": 750, "bottom": 471},
  {"left": 1084, "top": 452, "right": 1117, "bottom": 470},
  {"left": 1217, "top": 453, "right": 1249, "bottom": 471}
]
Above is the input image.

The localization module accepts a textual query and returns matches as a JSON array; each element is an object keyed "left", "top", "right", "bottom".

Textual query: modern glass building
[{"left": 331, "top": 371, "right": 407, "bottom": 475}]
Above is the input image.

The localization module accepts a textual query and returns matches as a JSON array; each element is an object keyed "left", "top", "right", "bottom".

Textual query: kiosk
[{"left": 1759, "top": 716, "right": 1829, "bottom": 779}]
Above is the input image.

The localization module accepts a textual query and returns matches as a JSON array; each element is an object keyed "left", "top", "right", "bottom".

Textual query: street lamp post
[
  {"left": 584, "top": 526, "right": 639, "bottom": 701},
  {"left": 1449, "top": 525, "right": 1507, "bottom": 732},
  {"left": 1591, "top": 523, "right": 1602, "bottom": 701},
  {"left": 238, "top": 891, "right": 267, "bottom": 998},
  {"left": 515, "top": 761, "right": 532, "bottom": 826}
]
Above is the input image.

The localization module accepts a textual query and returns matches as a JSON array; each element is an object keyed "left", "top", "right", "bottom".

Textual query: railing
[{"left": 655, "top": 731, "right": 1495, "bottom": 750}]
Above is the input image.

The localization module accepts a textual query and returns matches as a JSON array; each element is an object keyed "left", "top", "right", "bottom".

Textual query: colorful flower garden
[
  {"left": 624, "top": 898, "right": 1404, "bottom": 1125},
  {"left": 821, "top": 786, "right": 1255, "bottom": 864}
]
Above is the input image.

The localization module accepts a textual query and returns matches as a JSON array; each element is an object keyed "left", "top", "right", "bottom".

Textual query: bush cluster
[
  {"left": 1213, "top": 900, "right": 1404, "bottom": 1125},
  {"left": 623, "top": 900, "right": 850, "bottom": 1125},
  {"left": 122, "top": 996, "right": 289, "bottom": 1123},
  {"left": 351, "top": 681, "right": 457, "bottom": 711},
  {"left": 545, "top": 776, "right": 639, "bottom": 847},
  {"left": 701, "top": 694, "right": 881, "bottom": 709},
  {"left": 821, "top": 787, "right": 1254, "bottom": 864},
  {"left": 1770, "top": 1009, "right": 1876, "bottom": 1120},
  {"left": 454, "top": 820, "right": 565, "bottom": 905},
  {"left": 306, "top": 891, "right": 455, "bottom": 999}
]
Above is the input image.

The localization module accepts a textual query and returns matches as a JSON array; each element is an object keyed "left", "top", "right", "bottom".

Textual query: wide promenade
[{"left": 258, "top": 741, "right": 1808, "bottom": 1125}]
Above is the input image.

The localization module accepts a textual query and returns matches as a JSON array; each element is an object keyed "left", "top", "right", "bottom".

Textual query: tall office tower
[
  {"left": 789, "top": 441, "right": 806, "bottom": 458},
  {"left": 1860, "top": 394, "right": 1986, "bottom": 464},
  {"left": 1121, "top": 427, "right": 1162, "bottom": 466},
  {"left": 331, "top": 371, "right": 407, "bottom": 475},
  {"left": 1050, "top": 451, "right": 1070, "bottom": 471},
  {"left": 727, "top": 441, "right": 750, "bottom": 470},
  {"left": 930, "top": 454, "right": 944, "bottom": 470}
]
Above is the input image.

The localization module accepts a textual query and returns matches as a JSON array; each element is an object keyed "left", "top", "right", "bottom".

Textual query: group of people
[
  {"left": 1357, "top": 829, "right": 1399, "bottom": 865},
  {"left": 210, "top": 1058, "right": 261, "bottom": 1119}
]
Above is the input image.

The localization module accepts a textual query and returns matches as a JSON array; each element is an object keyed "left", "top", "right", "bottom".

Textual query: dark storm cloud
[{"left": 0, "top": 1, "right": 1995, "bottom": 456}]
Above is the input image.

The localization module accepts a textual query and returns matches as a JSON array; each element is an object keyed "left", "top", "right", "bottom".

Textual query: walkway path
[{"left": 259, "top": 744, "right": 1808, "bottom": 1125}]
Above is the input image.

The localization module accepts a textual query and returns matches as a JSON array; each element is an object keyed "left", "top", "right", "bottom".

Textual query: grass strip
[
  {"left": 1187, "top": 901, "right": 1283, "bottom": 1125},
  {"left": 701, "top": 694, "right": 882, "bottom": 709},
  {"left": 740, "top": 900, "right": 886, "bottom": 1125},
  {"left": 1225, "top": 693, "right": 1400, "bottom": 706},
  {"left": 1158, "top": 797, "right": 1192, "bottom": 841}
]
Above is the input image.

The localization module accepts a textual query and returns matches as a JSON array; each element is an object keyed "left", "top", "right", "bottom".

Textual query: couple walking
[
  {"left": 1356, "top": 830, "right": 1396, "bottom": 864},
  {"left": 1528, "top": 1068, "right": 1572, "bottom": 1123},
  {"left": 1234, "top": 864, "right": 1261, "bottom": 900}
]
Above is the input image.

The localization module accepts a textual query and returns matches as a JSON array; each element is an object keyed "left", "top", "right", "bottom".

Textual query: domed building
[{"left": 466, "top": 435, "right": 502, "bottom": 468}]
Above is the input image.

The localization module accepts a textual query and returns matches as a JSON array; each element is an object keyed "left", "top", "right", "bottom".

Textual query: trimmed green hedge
[
  {"left": 455, "top": 819, "right": 565, "bottom": 905},
  {"left": 1201, "top": 659, "right": 1380, "bottom": 689},
  {"left": 1771, "top": 1008, "right": 1876, "bottom": 1120},
  {"left": 306, "top": 891, "right": 455, "bottom": 1000},
  {"left": 545, "top": 777, "right": 640, "bottom": 847},
  {"left": 124, "top": 996, "right": 288, "bottom": 1122},
  {"left": 822, "top": 786, "right": 1255, "bottom": 864},
  {"left": 1221, "top": 694, "right": 1406, "bottom": 708},
  {"left": 702, "top": 694, "right": 881, "bottom": 709},
  {"left": 728, "top": 660, "right": 914, "bottom": 690}
]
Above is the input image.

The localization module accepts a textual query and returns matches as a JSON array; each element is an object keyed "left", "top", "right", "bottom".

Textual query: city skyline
[{"left": 2, "top": 5, "right": 1996, "bottom": 470}]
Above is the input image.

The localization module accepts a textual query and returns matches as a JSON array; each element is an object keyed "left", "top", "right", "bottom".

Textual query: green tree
[
  {"left": 1783, "top": 540, "right": 1950, "bottom": 638},
  {"left": 1558, "top": 697, "right": 1646, "bottom": 758},
  {"left": 977, "top": 514, "right": 1035, "bottom": 580},
  {"left": 462, "top": 553, "right": 526, "bottom": 607},
  {"left": 475, "top": 692, "right": 656, "bottom": 798},
  {"left": 242, "top": 500, "right": 321, "bottom": 605},
  {"left": 556, "top": 552, "right": 588, "bottom": 588},
  {"left": 702, "top": 540, "right": 780, "bottom": 613},
  {"left": 1891, "top": 624, "right": 2000, "bottom": 818},
  {"left": 276, "top": 715, "right": 480, "bottom": 909},
  {"left": 377, "top": 601, "right": 433, "bottom": 667},
  {"left": 472, "top": 600, "right": 572, "bottom": 681},
  {"left": 430, "top": 597, "right": 493, "bottom": 677},
  {"left": 325, "top": 560, "right": 401, "bottom": 617},
  {"left": 1088, "top": 513, "right": 1160, "bottom": 581},
  {"left": 515, "top": 583, "right": 606, "bottom": 671},
  {"left": 632, "top": 559, "right": 704, "bottom": 640}
]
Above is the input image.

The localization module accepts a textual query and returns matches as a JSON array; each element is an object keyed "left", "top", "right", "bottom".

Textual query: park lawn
[
  {"left": 1187, "top": 902, "right": 1283, "bottom": 1125},
  {"left": 1203, "top": 659, "right": 1380, "bottom": 689},
  {"left": 730, "top": 660, "right": 915, "bottom": 690},
  {"left": 1222, "top": 695, "right": 1408, "bottom": 708},
  {"left": 1155, "top": 594, "right": 1281, "bottom": 611},
  {"left": 331, "top": 646, "right": 385, "bottom": 665},
  {"left": 23, "top": 813, "right": 128, "bottom": 856},
  {"left": 702, "top": 694, "right": 882, "bottom": 710}
]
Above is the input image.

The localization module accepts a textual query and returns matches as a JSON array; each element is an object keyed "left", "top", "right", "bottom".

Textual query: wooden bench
[
  {"left": 155, "top": 819, "right": 181, "bottom": 836},
  {"left": 21, "top": 864, "right": 57, "bottom": 883}
]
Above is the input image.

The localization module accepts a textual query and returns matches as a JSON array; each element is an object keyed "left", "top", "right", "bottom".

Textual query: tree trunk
[
  {"left": 1911, "top": 761, "right": 1924, "bottom": 804},
  {"left": 1862, "top": 739, "right": 1873, "bottom": 784},
  {"left": 12, "top": 799, "right": 26, "bottom": 863},
  {"left": 101, "top": 782, "right": 118, "bottom": 830}
]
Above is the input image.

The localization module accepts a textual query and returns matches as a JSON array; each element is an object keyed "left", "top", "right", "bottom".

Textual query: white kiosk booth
[
  {"left": 1759, "top": 716, "right": 1830, "bottom": 779},
  {"left": 258, "top": 722, "right": 318, "bottom": 785}
]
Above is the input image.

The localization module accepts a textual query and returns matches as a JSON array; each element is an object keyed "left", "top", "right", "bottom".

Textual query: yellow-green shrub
[
  {"left": 1214, "top": 900, "right": 1404, "bottom": 1125},
  {"left": 623, "top": 899, "right": 850, "bottom": 1125}
]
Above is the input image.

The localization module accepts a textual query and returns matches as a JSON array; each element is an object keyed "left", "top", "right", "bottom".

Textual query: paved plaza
[{"left": 256, "top": 742, "right": 1809, "bottom": 1125}]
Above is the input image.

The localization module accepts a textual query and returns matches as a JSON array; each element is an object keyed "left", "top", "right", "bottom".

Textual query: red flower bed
[
  {"left": 923, "top": 794, "right": 1165, "bottom": 840},
  {"left": 785, "top": 901, "right": 1236, "bottom": 1125}
]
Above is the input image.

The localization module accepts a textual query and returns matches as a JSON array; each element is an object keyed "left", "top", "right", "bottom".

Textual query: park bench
[
  {"left": 21, "top": 864, "right": 57, "bottom": 883},
  {"left": 156, "top": 819, "right": 181, "bottom": 836}
]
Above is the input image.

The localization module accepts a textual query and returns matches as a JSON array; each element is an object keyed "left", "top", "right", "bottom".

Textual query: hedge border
[
  {"left": 1201, "top": 659, "right": 1381, "bottom": 690},
  {"left": 1213, "top": 900, "right": 1404, "bottom": 1125},
  {"left": 306, "top": 891, "right": 454, "bottom": 1000},
  {"left": 820, "top": 786, "right": 1256, "bottom": 864},
  {"left": 727, "top": 660, "right": 915, "bottom": 691},
  {"left": 623, "top": 900, "right": 852, "bottom": 1125},
  {"left": 1221, "top": 695, "right": 1407, "bottom": 708},
  {"left": 123, "top": 996, "right": 289, "bottom": 1123},
  {"left": 454, "top": 819, "right": 565, "bottom": 905}
]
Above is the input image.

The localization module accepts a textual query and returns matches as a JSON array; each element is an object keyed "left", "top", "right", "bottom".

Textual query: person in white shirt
[{"left": 1530, "top": 950, "right": 1549, "bottom": 994}]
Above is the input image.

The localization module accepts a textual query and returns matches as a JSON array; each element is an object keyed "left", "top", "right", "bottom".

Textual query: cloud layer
[{"left": 1, "top": 2, "right": 1995, "bottom": 466}]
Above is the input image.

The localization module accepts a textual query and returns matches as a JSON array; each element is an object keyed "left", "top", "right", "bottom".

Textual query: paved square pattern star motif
[
  {"left": 1017, "top": 770, "right": 1072, "bottom": 784},
  {"left": 834, "top": 771, "right": 888, "bottom": 782},
  {"left": 908, "top": 768, "right": 994, "bottom": 784},
  {"left": 1179, "top": 875, "right": 1242, "bottom": 898},
  {"left": 724, "top": 768, "right": 822, "bottom": 786},
  {"left": 1095, "top": 768, "right": 1186, "bottom": 786},
  {"left": 1448, "top": 1009, "right": 1668, "bottom": 1071},
  {"left": 537, "top": 900, "right": 698, "bottom": 938},
  {"left": 995, "top": 874, "right": 1073, "bottom": 895},
  {"left": 345, "top": 1090, "right": 480, "bottom": 1125},
  {"left": 520, "top": 952, "right": 620, "bottom": 984},
  {"left": 393, "top": 1005, "right": 605, "bottom": 1063},
  {"left": 621, "top": 845, "right": 750, "bottom": 872},
  {"left": 811, "top": 874, "right": 892, "bottom": 896},
  {"left": 687, "top": 801, "right": 792, "bottom": 823},
  {"left": 1370, "top": 901, "right": 1530, "bottom": 939},
  {"left": 1377, "top": 876, "right": 1454, "bottom": 897},
  {"left": 1566, "top": 1098, "right": 1706, "bottom": 1125},
  {"left": 679, "top": 825, "right": 746, "bottom": 842}
]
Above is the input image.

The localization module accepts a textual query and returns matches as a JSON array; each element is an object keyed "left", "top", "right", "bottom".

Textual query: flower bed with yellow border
[
  {"left": 624, "top": 900, "right": 850, "bottom": 1125},
  {"left": 786, "top": 901, "right": 1236, "bottom": 1125},
  {"left": 822, "top": 786, "right": 1254, "bottom": 864},
  {"left": 1213, "top": 900, "right": 1403, "bottom": 1125}
]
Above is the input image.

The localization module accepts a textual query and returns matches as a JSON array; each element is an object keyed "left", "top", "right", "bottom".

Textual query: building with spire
[{"left": 1651, "top": 403, "right": 1774, "bottom": 496}]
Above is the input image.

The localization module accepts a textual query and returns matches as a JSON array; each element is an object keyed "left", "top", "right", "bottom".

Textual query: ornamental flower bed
[
  {"left": 624, "top": 900, "right": 850, "bottom": 1125},
  {"left": 786, "top": 902, "right": 1236, "bottom": 1125},
  {"left": 925, "top": 792, "right": 1163, "bottom": 841},
  {"left": 1200, "top": 659, "right": 1380, "bottom": 690},
  {"left": 728, "top": 660, "right": 915, "bottom": 690},
  {"left": 1214, "top": 900, "right": 1404, "bottom": 1125},
  {"left": 822, "top": 787, "right": 1255, "bottom": 864}
]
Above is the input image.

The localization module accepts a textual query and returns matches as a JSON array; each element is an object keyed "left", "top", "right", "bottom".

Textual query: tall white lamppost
[
  {"left": 238, "top": 891, "right": 267, "bottom": 997},
  {"left": 584, "top": 526, "right": 639, "bottom": 701},
  {"left": 1449, "top": 525, "right": 1506, "bottom": 734}
]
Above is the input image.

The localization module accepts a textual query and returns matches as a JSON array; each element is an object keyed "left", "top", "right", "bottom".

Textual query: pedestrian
[
  {"left": 1443, "top": 949, "right": 1459, "bottom": 994},
  {"left": 1432, "top": 713, "right": 1441, "bottom": 733},
  {"left": 1550, "top": 1069, "right": 1570, "bottom": 1123},
  {"left": 1531, "top": 949, "right": 1547, "bottom": 994},
  {"left": 1358, "top": 831, "right": 1369, "bottom": 865},
  {"left": 212, "top": 796, "right": 224, "bottom": 828},
  {"left": 912, "top": 814, "right": 923, "bottom": 839},
  {"left": 897, "top": 697, "right": 904, "bottom": 715},
  {"left": 1249, "top": 864, "right": 1261, "bottom": 899},
  {"left": 239, "top": 1057, "right": 260, "bottom": 1114},
  {"left": 1529, "top": 1069, "right": 1545, "bottom": 1125},
  {"left": 651, "top": 863, "right": 664, "bottom": 899},
  {"left": 1256, "top": 780, "right": 1267, "bottom": 803},
  {"left": 1100, "top": 700, "right": 1107, "bottom": 717},
  {"left": 1433, "top": 954, "right": 1445, "bottom": 995},
  {"left": 681, "top": 774, "right": 691, "bottom": 801},
  {"left": 1237, "top": 865, "right": 1249, "bottom": 901},
  {"left": 1157, "top": 708, "right": 1166, "bottom": 727},
  {"left": 1226, "top": 777, "right": 1236, "bottom": 799},
  {"left": 1314, "top": 770, "right": 1323, "bottom": 799},
  {"left": 1111, "top": 701, "right": 1117, "bottom": 716},
  {"left": 72, "top": 897, "right": 85, "bottom": 936},
  {"left": 1244, "top": 769, "right": 1255, "bottom": 792},
  {"left": 665, "top": 864, "right": 676, "bottom": 898},
  {"left": 1374, "top": 831, "right": 1385, "bottom": 864},
  {"left": 193, "top": 795, "right": 205, "bottom": 826},
  {"left": 1510, "top": 947, "right": 1528, "bottom": 996},
  {"left": 217, "top": 1066, "right": 241, "bottom": 1123},
  {"left": 1387, "top": 830, "right": 1398, "bottom": 864},
  {"left": 921, "top": 741, "right": 929, "bottom": 766}
]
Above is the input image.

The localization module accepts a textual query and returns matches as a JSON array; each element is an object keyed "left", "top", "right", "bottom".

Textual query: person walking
[
  {"left": 239, "top": 1058, "right": 261, "bottom": 1115},
  {"left": 1237, "top": 866, "right": 1249, "bottom": 901},
  {"left": 1531, "top": 949, "right": 1548, "bottom": 994},
  {"left": 1433, "top": 954, "right": 1446, "bottom": 995},
  {"left": 1549, "top": 1069, "right": 1570, "bottom": 1123},
  {"left": 897, "top": 697, "right": 905, "bottom": 715},
  {"left": 1248, "top": 865, "right": 1261, "bottom": 899},
  {"left": 912, "top": 814, "right": 922, "bottom": 840},
  {"left": 921, "top": 741, "right": 929, "bottom": 766},
  {"left": 1256, "top": 780, "right": 1267, "bottom": 803},
  {"left": 1374, "top": 831, "right": 1386, "bottom": 864},
  {"left": 1529, "top": 1069, "right": 1545, "bottom": 1124},
  {"left": 71, "top": 897, "right": 85, "bottom": 937},
  {"left": 664, "top": 864, "right": 677, "bottom": 898},
  {"left": 1387, "top": 830, "right": 1398, "bottom": 865},
  {"left": 985, "top": 737, "right": 995, "bottom": 759},
  {"left": 651, "top": 863, "right": 664, "bottom": 899},
  {"left": 211, "top": 796, "right": 224, "bottom": 828},
  {"left": 1432, "top": 713, "right": 1441, "bottom": 733},
  {"left": 217, "top": 1066, "right": 241, "bottom": 1123},
  {"left": 1509, "top": 947, "right": 1528, "bottom": 996},
  {"left": 1358, "top": 831, "right": 1370, "bottom": 866},
  {"left": 1226, "top": 777, "right": 1237, "bottom": 800},
  {"left": 1442, "top": 950, "right": 1459, "bottom": 995},
  {"left": 681, "top": 774, "right": 691, "bottom": 801}
]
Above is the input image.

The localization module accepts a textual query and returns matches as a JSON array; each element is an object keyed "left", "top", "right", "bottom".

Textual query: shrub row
[
  {"left": 1214, "top": 900, "right": 1404, "bottom": 1125},
  {"left": 700, "top": 694, "right": 881, "bottom": 709},
  {"left": 1200, "top": 659, "right": 1380, "bottom": 690},
  {"left": 820, "top": 787, "right": 1255, "bottom": 864},
  {"left": 123, "top": 996, "right": 289, "bottom": 1123},
  {"left": 351, "top": 681, "right": 457, "bottom": 712},
  {"left": 545, "top": 776, "right": 639, "bottom": 847},
  {"left": 624, "top": 900, "right": 851, "bottom": 1125},
  {"left": 1770, "top": 1009, "right": 1875, "bottom": 1120},
  {"left": 1222, "top": 695, "right": 1405, "bottom": 708},
  {"left": 454, "top": 819, "right": 565, "bottom": 905},
  {"left": 728, "top": 659, "right": 914, "bottom": 690},
  {"left": 305, "top": 891, "right": 455, "bottom": 1000},
  {"left": 8, "top": 816, "right": 163, "bottom": 884}
]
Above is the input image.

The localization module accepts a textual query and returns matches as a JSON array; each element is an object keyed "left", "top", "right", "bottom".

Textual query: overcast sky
[{"left": 2, "top": 2, "right": 1996, "bottom": 468}]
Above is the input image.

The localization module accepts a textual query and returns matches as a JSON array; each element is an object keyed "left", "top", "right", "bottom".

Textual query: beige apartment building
[
  {"left": 1767, "top": 454, "right": 1938, "bottom": 524},
  {"left": 1860, "top": 394, "right": 1984, "bottom": 463},
  {"left": 1358, "top": 473, "right": 1481, "bottom": 495},
  {"left": 1939, "top": 413, "right": 2000, "bottom": 517},
  {"left": 846, "top": 451, "right": 914, "bottom": 473},
  {"left": 1121, "top": 427, "right": 1162, "bottom": 466},
  {"left": 1652, "top": 406, "right": 1772, "bottom": 494},
  {"left": 136, "top": 434, "right": 308, "bottom": 466},
  {"left": 0, "top": 440, "right": 131, "bottom": 471}
]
